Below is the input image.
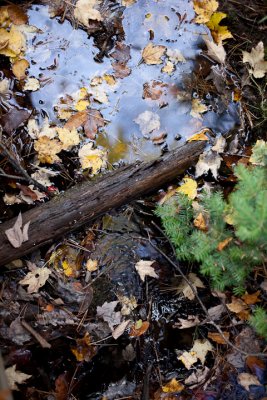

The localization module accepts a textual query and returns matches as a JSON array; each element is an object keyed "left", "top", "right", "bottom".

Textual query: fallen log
[{"left": 0, "top": 141, "right": 205, "bottom": 266}]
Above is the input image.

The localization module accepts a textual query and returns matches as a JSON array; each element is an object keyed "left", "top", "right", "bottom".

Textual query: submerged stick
[{"left": 0, "top": 141, "right": 205, "bottom": 266}]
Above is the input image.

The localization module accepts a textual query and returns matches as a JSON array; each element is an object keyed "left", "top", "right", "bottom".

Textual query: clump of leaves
[{"left": 156, "top": 141, "right": 267, "bottom": 337}]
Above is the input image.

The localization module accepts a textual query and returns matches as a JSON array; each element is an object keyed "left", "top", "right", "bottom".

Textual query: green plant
[{"left": 156, "top": 141, "right": 267, "bottom": 337}]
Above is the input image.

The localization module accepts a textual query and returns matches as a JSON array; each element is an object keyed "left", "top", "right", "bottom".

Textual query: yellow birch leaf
[
  {"left": 162, "top": 378, "right": 184, "bottom": 393},
  {"left": 206, "top": 12, "right": 233, "bottom": 44},
  {"left": 57, "top": 127, "right": 80, "bottom": 150},
  {"left": 75, "top": 99, "right": 90, "bottom": 111},
  {"left": 34, "top": 136, "right": 63, "bottom": 164},
  {"left": 188, "top": 131, "right": 209, "bottom": 142},
  {"left": 78, "top": 142, "right": 107, "bottom": 173},
  {"left": 177, "top": 177, "right": 197, "bottom": 199},
  {"left": 142, "top": 42, "right": 166, "bottom": 65},
  {"left": 0, "top": 25, "right": 26, "bottom": 58},
  {"left": 193, "top": 0, "right": 218, "bottom": 24}
]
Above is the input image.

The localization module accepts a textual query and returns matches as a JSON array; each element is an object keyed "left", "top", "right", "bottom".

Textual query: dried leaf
[
  {"left": 86, "top": 259, "right": 98, "bottom": 272},
  {"left": 135, "top": 260, "right": 158, "bottom": 282},
  {"left": 0, "top": 5, "right": 28, "bottom": 25},
  {"left": 112, "top": 320, "right": 131, "bottom": 339},
  {"left": 191, "top": 339, "right": 213, "bottom": 364},
  {"left": 12, "top": 58, "right": 29, "bottom": 80},
  {"left": 177, "top": 177, "right": 197, "bottom": 199},
  {"left": 161, "top": 61, "right": 175, "bottom": 75},
  {"left": 217, "top": 237, "right": 232, "bottom": 251},
  {"left": 184, "top": 367, "right": 210, "bottom": 387},
  {"left": 206, "top": 12, "right": 233, "bottom": 44},
  {"left": 175, "top": 315, "right": 200, "bottom": 329},
  {"left": 212, "top": 135, "right": 226, "bottom": 153},
  {"left": 190, "top": 99, "right": 208, "bottom": 119},
  {"left": 178, "top": 351, "right": 198, "bottom": 369},
  {"left": 207, "top": 304, "right": 224, "bottom": 320},
  {"left": 226, "top": 297, "right": 248, "bottom": 314},
  {"left": 204, "top": 38, "right": 226, "bottom": 64},
  {"left": 89, "top": 86, "right": 108, "bottom": 104},
  {"left": 5, "top": 365, "right": 31, "bottom": 391},
  {"left": 166, "top": 48, "right": 186, "bottom": 63},
  {"left": 193, "top": 0, "right": 218, "bottom": 24},
  {"left": 56, "top": 127, "right": 80, "bottom": 150},
  {"left": 23, "top": 77, "right": 40, "bottom": 91},
  {"left": 176, "top": 272, "right": 205, "bottom": 300},
  {"left": 134, "top": 110, "right": 160, "bottom": 135},
  {"left": 74, "top": 0, "right": 103, "bottom": 26},
  {"left": 0, "top": 25, "right": 26, "bottom": 57},
  {"left": 129, "top": 320, "right": 150, "bottom": 337},
  {"left": 34, "top": 136, "right": 63, "bottom": 164},
  {"left": 142, "top": 42, "right": 166, "bottom": 65},
  {"left": 208, "top": 331, "right": 229, "bottom": 344},
  {"left": 242, "top": 42, "right": 267, "bottom": 79},
  {"left": 118, "top": 295, "right": 138, "bottom": 316},
  {"left": 162, "top": 378, "right": 184, "bottom": 393},
  {"left": 78, "top": 142, "right": 107, "bottom": 173},
  {"left": 195, "top": 150, "right": 222, "bottom": 179},
  {"left": 194, "top": 212, "right": 208, "bottom": 231},
  {"left": 64, "top": 110, "right": 88, "bottom": 130},
  {"left": 249, "top": 140, "right": 267, "bottom": 166},
  {"left": 242, "top": 291, "right": 261, "bottom": 305},
  {"left": 5, "top": 212, "right": 30, "bottom": 248},
  {"left": 97, "top": 301, "right": 121, "bottom": 329},
  {"left": 237, "top": 373, "right": 261, "bottom": 391},
  {"left": 19, "top": 266, "right": 51, "bottom": 293},
  {"left": 188, "top": 131, "right": 209, "bottom": 142}
]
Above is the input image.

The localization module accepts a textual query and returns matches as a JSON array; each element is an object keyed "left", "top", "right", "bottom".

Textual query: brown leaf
[
  {"left": 12, "top": 58, "right": 29, "bottom": 80},
  {"left": 194, "top": 212, "right": 208, "bottom": 231},
  {"left": 5, "top": 212, "right": 30, "bottom": 248},
  {"left": 111, "top": 42, "right": 131, "bottom": 63},
  {"left": 64, "top": 110, "right": 88, "bottom": 130},
  {"left": 208, "top": 331, "right": 229, "bottom": 344},
  {"left": 129, "top": 320, "right": 150, "bottom": 337},
  {"left": 1, "top": 5, "right": 28, "bottom": 25},
  {"left": 217, "top": 237, "right": 232, "bottom": 251},
  {"left": 143, "top": 80, "right": 168, "bottom": 101},
  {"left": 142, "top": 43, "right": 166, "bottom": 65},
  {"left": 237, "top": 372, "right": 261, "bottom": 391},
  {"left": 241, "top": 291, "right": 261, "bottom": 305},
  {"left": 71, "top": 332, "right": 97, "bottom": 362},
  {"left": 0, "top": 107, "right": 31, "bottom": 134},
  {"left": 84, "top": 109, "right": 105, "bottom": 139},
  {"left": 5, "top": 365, "right": 31, "bottom": 391},
  {"left": 112, "top": 62, "right": 131, "bottom": 78},
  {"left": 55, "top": 373, "right": 69, "bottom": 400}
]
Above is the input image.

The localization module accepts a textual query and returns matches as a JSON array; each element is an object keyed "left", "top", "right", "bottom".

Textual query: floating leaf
[
  {"left": 204, "top": 37, "right": 226, "bottom": 64},
  {"left": 0, "top": 25, "right": 26, "bottom": 57},
  {"left": 12, "top": 58, "right": 29, "bottom": 80},
  {"left": 74, "top": 0, "right": 103, "bottom": 26},
  {"left": 161, "top": 60, "right": 175, "bottom": 75},
  {"left": 134, "top": 110, "right": 160, "bottom": 135},
  {"left": 190, "top": 99, "right": 208, "bottom": 119},
  {"left": 193, "top": 0, "right": 218, "bottom": 24},
  {"left": 135, "top": 260, "right": 158, "bottom": 282},
  {"left": 56, "top": 127, "right": 80, "bottom": 150},
  {"left": 188, "top": 131, "right": 209, "bottom": 142},
  {"left": 34, "top": 136, "right": 63, "bottom": 164},
  {"left": 166, "top": 48, "right": 186, "bottom": 63},
  {"left": 142, "top": 42, "right": 166, "bottom": 65},
  {"left": 78, "top": 142, "right": 107, "bottom": 173},
  {"left": 23, "top": 77, "right": 40, "bottom": 91}
]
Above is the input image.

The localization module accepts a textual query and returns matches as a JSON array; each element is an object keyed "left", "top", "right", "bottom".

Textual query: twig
[
  {"left": 21, "top": 320, "right": 51, "bottom": 349},
  {"left": 0, "top": 141, "right": 49, "bottom": 194},
  {"left": 0, "top": 172, "right": 33, "bottom": 182}
]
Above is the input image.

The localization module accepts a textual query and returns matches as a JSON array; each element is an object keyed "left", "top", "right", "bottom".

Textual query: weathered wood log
[{"left": 0, "top": 141, "right": 205, "bottom": 266}]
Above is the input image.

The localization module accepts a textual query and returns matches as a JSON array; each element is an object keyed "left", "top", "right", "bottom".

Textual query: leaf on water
[
  {"left": 56, "top": 127, "right": 80, "bottom": 150},
  {"left": 193, "top": 0, "right": 218, "bottom": 24},
  {"left": 143, "top": 80, "right": 167, "bottom": 101},
  {"left": 162, "top": 378, "right": 184, "bottom": 393},
  {"left": 64, "top": 109, "right": 105, "bottom": 140},
  {"left": 134, "top": 110, "right": 160, "bottom": 135},
  {"left": 34, "top": 136, "right": 63, "bottom": 164},
  {"left": 237, "top": 373, "right": 261, "bottom": 391},
  {"left": 0, "top": 25, "right": 26, "bottom": 57},
  {"left": 129, "top": 320, "right": 150, "bottom": 337},
  {"left": 0, "top": 5, "right": 28, "bottom": 26},
  {"left": 5, "top": 365, "right": 31, "bottom": 391},
  {"left": 23, "top": 77, "right": 40, "bottom": 91},
  {"left": 166, "top": 48, "right": 186, "bottom": 63},
  {"left": 242, "top": 42, "right": 267, "bottom": 79},
  {"left": 112, "top": 320, "right": 131, "bottom": 340},
  {"left": 78, "top": 142, "right": 107, "bottom": 173},
  {"left": 12, "top": 58, "right": 29, "bottom": 80},
  {"left": 177, "top": 177, "right": 198, "bottom": 200},
  {"left": 175, "top": 272, "right": 205, "bottom": 300},
  {"left": 135, "top": 260, "right": 158, "bottom": 282},
  {"left": 89, "top": 86, "right": 109, "bottom": 104},
  {"left": 121, "top": 0, "right": 136, "bottom": 6},
  {"left": 142, "top": 42, "right": 166, "bottom": 65},
  {"left": 206, "top": 12, "right": 233, "bottom": 44},
  {"left": 19, "top": 266, "right": 51, "bottom": 293},
  {"left": 188, "top": 131, "right": 209, "bottom": 142},
  {"left": 5, "top": 212, "right": 30, "bottom": 248},
  {"left": 161, "top": 60, "right": 175, "bottom": 75},
  {"left": 190, "top": 99, "right": 208, "bottom": 119},
  {"left": 195, "top": 150, "right": 222, "bottom": 179},
  {"left": 208, "top": 331, "right": 230, "bottom": 344},
  {"left": 74, "top": 0, "right": 103, "bottom": 26},
  {"left": 204, "top": 38, "right": 226, "bottom": 64},
  {"left": 97, "top": 300, "right": 122, "bottom": 329}
]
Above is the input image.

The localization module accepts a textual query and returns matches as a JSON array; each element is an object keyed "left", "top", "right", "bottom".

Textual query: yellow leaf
[
  {"left": 71, "top": 332, "right": 97, "bottom": 362},
  {"left": 86, "top": 259, "right": 98, "bottom": 271},
  {"left": 217, "top": 237, "right": 232, "bottom": 251},
  {"left": 177, "top": 177, "right": 197, "bottom": 199},
  {"left": 162, "top": 378, "right": 184, "bottom": 393},
  {"left": 193, "top": 0, "right": 218, "bottom": 24},
  {"left": 78, "top": 142, "right": 107, "bottom": 173},
  {"left": 75, "top": 99, "right": 90, "bottom": 111},
  {"left": 0, "top": 25, "right": 26, "bottom": 58},
  {"left": 103, "top": 74, "right": 116, "bottom": 85},
  {"left": 142, "top": 42, "right": 166, "bottom": 65},
  {"left": 206, "top": 12, "right": 233, "bottom": 44},
  {"left": 194, "top": 212, "right": 208, "bottom": 231},
  {"left": 12, "top": 58, "right": 29, "bottom": 80},
  {"left": 161, "top": 60, "right": 175, "bottom": 75},
  {"left": 56, "top": 127, "right": 80, "bottom": 150},
  {"left": 190, "top": 99, "right": 208, "bottom": 119},
  {"left": 62, "top": 260, "right": 74, "bottom": 277},
  {"left": 188, "top": 131, "right": 209, "bottom": 142},
  {"left": 34, "top": 136, "right": 63, "bottom": 164}
]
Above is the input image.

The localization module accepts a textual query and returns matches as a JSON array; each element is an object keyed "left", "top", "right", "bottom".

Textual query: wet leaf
[
  {"left": 175, "top": 315, "right": 200, "bottom": 329},
  {"left": 162, "top": 378, "right": 184, "bottom": 393},
  {"left": 161, "top": 61, "right": 175, "bottom": 75},
  {"left": 112, "top": 320, "right": 131, "bottom": 339},
  {"left": 23, "top": 77, "right": 40, "bottom": 91},
  {"left": 208, "top": 331, "right": 229, "bottom": 344},
  {"left": 206, "top": 12, "right": 233, "bottom": 44},
  {"left": 0, "top": 5, "right": 28, "bottom": 25},
  {"left": 193, "top": 0, "right": 218, "bottom": 24},
  {"left": 55, "top": 373, "right": 69, "bottom": 400},
  {"left": 71, "top": 332, "right": 97, "bottom": 362},
  {"left": 143, "top": 80, "right": 167, "bottom": 101},
  {"left": 78, "top": 142, "right": 107, "bottom": 173},
  {"left": 237, "top": 372, "right": 261, "bottom": 391},
  {"left": 12, "top": 58, "right": 29, "bottom": 80},
  {"left": 175, "top": 272, "right": 205, "bottom": 300},
  {"left": 1, "top": 106, "right": 31, "bottom": 135},
  {"left": 135, "top": 260, "right": 158, "bottom": 282},
  {"left": 195, "top": 150, "right": 222, "bottom": 179},
  {"left": 166, "top": 48, "right": 186, "bottom": 63},
  {"left": 188, "top": 131, "right": 209, "bottom": 142},
  {"left": 74, "top": 0, "right": 103, "bottom": 26},
  {"left": 177, "top": 177, "right": 197, "bottom": 199},
  {"left": 242, "top": 42, "right": 267, "bottom": 79},
  {"left": 56, "top": 127, "right": 80, "bottom": 150},
  {"left": 5, "top": 212, "right": 30, "bottom": 248},
  {"left": 129, "top": 320, "right": 150, "bottom": 337},
  {"left": 110, "top": 42, "right": 131, "bottom": 64},
  {"left": 86, "top": 259, "right": 98, "bottom": 272},
  {"left": 134, "top": 110, "right": 160, "bottom": 135},
  {"left": 142, "top": 42, "right": 166, "bottom": 65},
  {"left": 5, "top": 365, "right": 31, "bottom": 391},
  {"left": 64, "top": 110, "right": 88, "bottom": 130},
  {"left": 184, "top": 367, "right": 210, "bottom": 386},
  {"left": 19, "top": 266, "right": 51, "bottom": 293},
  {"left": 118, "top": 295, "right": 138, "bottom": 315},
  {"left": 112, "top": 62, "right": 131, "bottom": 78},
  {"left": 0, "top": 25, "right": 26, "bottom": 57},
  {"left": 89, "top": 86, "right": 108, "bottom": 104},
  {"left": 34, "top": 136, "right": 63, "bottom": 164},
  {"left": 97, "top": 301, "right": 122, "bottom": 329},
  {"left": 212, "top": 135, "right": 226, "bottom": 153},
  {"left": 204, "top": 38, "right": 226, "bottom": 64},
  {"left": 122, "top": 0, "right": 136, "bottom": 6},
  {"left": 190, "top": 99, "right": 208, "bottom": 119}
]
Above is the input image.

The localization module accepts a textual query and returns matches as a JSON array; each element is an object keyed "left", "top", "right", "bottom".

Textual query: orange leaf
[
  {"left": 242, "top": 291, "right": 261, "bottom": 305},
  {"left": 208, "top": 331, "right": 229, "bottom": 344},
  {"left": 187, "top": 132, "right": 209, "bottom": 142},
  {"left": 71, "top": 332, "right": 97, "bottom": 362},
  {"left": 129, "top": 320, "right": 149, "bottom": 337},
  {"left": 194, "top": 212, "right": 208, "bottom": 231},
  {"left": 217, "top": 237, "right": 232, "bottom": 251},
  {"left": 162, "top": 378, "right": 184, "bottom": 393}
]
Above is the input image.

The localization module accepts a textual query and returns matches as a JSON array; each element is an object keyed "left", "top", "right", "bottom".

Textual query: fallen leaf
[
  {"left": 111, "top": 42, "right": 131, "bottom": 64},
  {"left": 0, "top": 25, "right": 26, "bottom": 58},
  {"left": 249, "top": 140, "right": 267, "bottom": 166},
  {"left": 122, "top": 0, "right": 136, "bottom": 6},
  {"left": 208, "top": 331, "right": 230, "bottom": 344},
  {"left": 134, "top": 110, "right": 160, "bottom": 135},
  {"left": 206, "top": 12, "right": 233, "bottom": 44},
  {"left": 190, "top": 99, "right": 208, "bottom": 119},
  {"left": 112, "top": 320, "right": 131, "bottom": 339},
  {"left": 103, "top": 74, "right": 116, "bottom": 85},
  {"left": 64, "top": 110, "right": 88, "bottom": 130},
  {"left": 191, "top": 339, "right": 213, "bottom": 364},
  {"left": 217, "top": 237, "right": 232, "bottom": 251},
  {"left": 112, "top": 62, "right": 131, "bottom": 78},
  {"left": 89, "top": 86, "right": 108, "bottom": 104},
  {"left": 97, "top": 301, "right": 122, "bottom": 329},
  {"left": 19, "top": 266, "right": 51, "bottom": 293},
  {"left": 166, "top": 48, "right": 186, "bottom": 63},
  {"left": 226, "top": 297, "right": 248, "bottom": 314},
  {"left": 195, "top": 150, "right": 222, "bottom": 179},
  {"left": 56, "top": 127, "right": 80, "bottom": 150},
  {"left": 178, "top": 351, "right": 198, "bottom": 369},
  {"left": 78, "top": 142, "right": 107, "bottom": 173},
  {"left": 175, "top": 315, "right": 200, "bottom": 329},
  {"left": 129, "top": 320, "right": 150, "bottom": 337},
  {"left": 193, "top": 0, "right": 218, "bottom": 23},
  {"left": 242, "top": 291, "right": 261, "bottom": 305},
  {"left": 194, "top": 212, "right": 208, "bottom": 231},
  {"left": 74, "top": 0, "right": 103, "bottom": 26},
  {"left": 86, "top": 259, "right": 98, "bottom": 272},
  {"left": 207, "top": 304, "right": 224, "bottom": 320},
  {"left": 161, "top": 61, "right": 175, "bottom": 75},
  {"left": 184, "top": 367, "right": 210, "bottom": 387},
  {"left": 135, "top": 260, "right": 158, "bottom": 282},
  {"left": 175, "top": 272, "right": 205, "bottom": 300},
  {"left": 12, "top": 58, "right": 29, "bottom": 80},
  {"left": 242, "top": 42, "right": 267, "bottom": 79},
  {"left": 237, "top": 372, "right": 261, "bottom": 391},
  {"left": 23, "top": 77, "right": 40, "bottom": 91},
  {"left": 212, "top": 135, "right": 226, "bottom": 152},
  {"left": 177, "top": 177, "right": 198, "bottom": 199},
  {"left": 5, "top": 365, "right": 31, "bottom": 391},
  {"left": 0, "top": 5, "right": 28, "bottom": 25},
  {"left": 162, "top": 378, "right": 184, "bottom": 393},
  {"left": 142, "top": 42, "right": 166, "bottom": 65},
  {"left": 5, "top": 212, "right": 30, "bottom": 248},
  {"left": 65, "top": 109, "right": 104, "bottom": 140},
  {"left": 143, "top": 80, "right": 167, "bottom": 102},
  {"left": 118, "top": 295, "right": 138, "bottom": 316},
  {"left": 34, "top": 136, "right": 63, "bottom": 164},
  {"left": 188, "top": 131, "right": 209, "bottom": 142},
  {"left": 204, "top": 38, "right": 226, "bottom": 64},
  {"left": 71, "top": 332, "right": 97, "bottom": 362}
]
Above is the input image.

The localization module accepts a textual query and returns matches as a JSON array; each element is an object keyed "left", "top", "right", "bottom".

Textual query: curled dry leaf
[
  {"left": 5, "top": 212, "right": 30, "bottom": 248},
  {"left": 74, "top": 0, "right": 103, "bottom": 26},
  {"left": 19, "top": 266, "right": 51, "bottom": 293},
  {"left": 135, "top": 260, "right": 158, "bottom": 282},
  {"left": 142, "top": 42, "right": 166, "bottom": 65},
  {"left": 5, "top": 365, "right": 31, "bottom": 391},
  {"left": 204, "top": 37, "right": 226, "bottom": 64}
]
